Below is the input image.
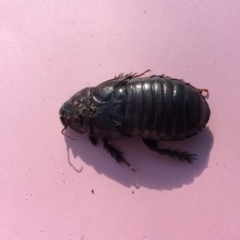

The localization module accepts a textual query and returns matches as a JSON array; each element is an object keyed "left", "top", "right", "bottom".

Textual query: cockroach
[{"left": 59, "top": 70, "right": 210, "bottom": 171}]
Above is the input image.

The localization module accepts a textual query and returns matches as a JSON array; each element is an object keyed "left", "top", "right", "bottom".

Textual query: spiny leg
[
  {"left": 101, "top": 139, "right": 136, "bottom": 171},
  {"left": 134, "top": 69, "right": 151, "bottom": 78},
  {"left": 114, "top": 72, "right": 125, "bottom": 79},
  {"left": 115, "top": 69, "right": 152, "bottom": 87},
  {"left": 142, "top": 139, "right": 196, "bottom": 164}
]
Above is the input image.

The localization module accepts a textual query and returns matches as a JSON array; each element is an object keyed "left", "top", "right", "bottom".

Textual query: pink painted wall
[{"left": 1, "top": 1, "right": 240, "bottom": 239}]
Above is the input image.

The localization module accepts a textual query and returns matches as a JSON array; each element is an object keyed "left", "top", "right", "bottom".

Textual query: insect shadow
[{"left": 64, "top": 127, "right": 213, "bottom": 191}]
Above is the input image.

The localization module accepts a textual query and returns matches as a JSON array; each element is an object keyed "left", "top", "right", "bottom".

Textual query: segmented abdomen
[{"left": 110, "top": 77, "right": 210, "bottom": 140}]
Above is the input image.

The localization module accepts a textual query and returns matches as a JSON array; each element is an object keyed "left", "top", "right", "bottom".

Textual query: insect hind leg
[
  {"left": 102, "top": 139, "right": 136, "bottom": 171},
  {"left": 198, "top": 88, "right": 209, "bottom": 96},
  {"left": 142, "top": 139, "right": 196, "bottom": 164}
]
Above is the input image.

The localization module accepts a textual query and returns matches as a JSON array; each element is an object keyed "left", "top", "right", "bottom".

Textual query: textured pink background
[{"left": 1, "top": 1, "right": 240, "bottom": 239}]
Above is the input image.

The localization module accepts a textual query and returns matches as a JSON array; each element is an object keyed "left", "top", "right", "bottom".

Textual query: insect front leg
[
  {"left": 142, "top": 139, "right": 196, "bottom": 164},
  {"left": 101, "top": 139, "right": 136, "bottom": 171}
]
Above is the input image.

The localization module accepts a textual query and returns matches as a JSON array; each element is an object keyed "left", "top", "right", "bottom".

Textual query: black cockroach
[{"left": 59, "top": 70, "right": 210, "bottom": 171}]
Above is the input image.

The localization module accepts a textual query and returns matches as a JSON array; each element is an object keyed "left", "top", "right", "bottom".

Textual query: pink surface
[{"left": 1, "top": 1, "right": 240, "bottom": 239}]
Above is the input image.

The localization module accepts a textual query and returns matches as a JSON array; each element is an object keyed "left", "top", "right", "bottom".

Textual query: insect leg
[
  {"left": 134, "top": 69, "right": 151, "bottom": 78},
  {"left": 102, "top": 139, "right": 136, "bottom": 171},
  {"left": 142, "top": 139, "right": 196, "bottom": 164},
  {"left": 198, "top": 88, "right": 208, "bottom": 93},
  {"left": 115, "top": 69, "right": 152, "bottom": 87},
  {"left": 198, "top": 89, "right": 209, "bottom": 96}
]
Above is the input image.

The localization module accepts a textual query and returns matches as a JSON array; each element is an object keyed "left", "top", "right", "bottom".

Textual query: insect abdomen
[{"left": 111, "top": 76, "right": 210, "bottom": 140}]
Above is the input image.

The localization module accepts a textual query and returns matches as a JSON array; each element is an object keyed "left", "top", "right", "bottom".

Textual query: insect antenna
[{"left": 61, "top": 126, "right": 76, "bottom": 140}]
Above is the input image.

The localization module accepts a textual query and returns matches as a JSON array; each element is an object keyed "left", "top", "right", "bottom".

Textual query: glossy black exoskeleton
[{"left": 59, "top": 70, "right": 210, "bottom": 171}]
